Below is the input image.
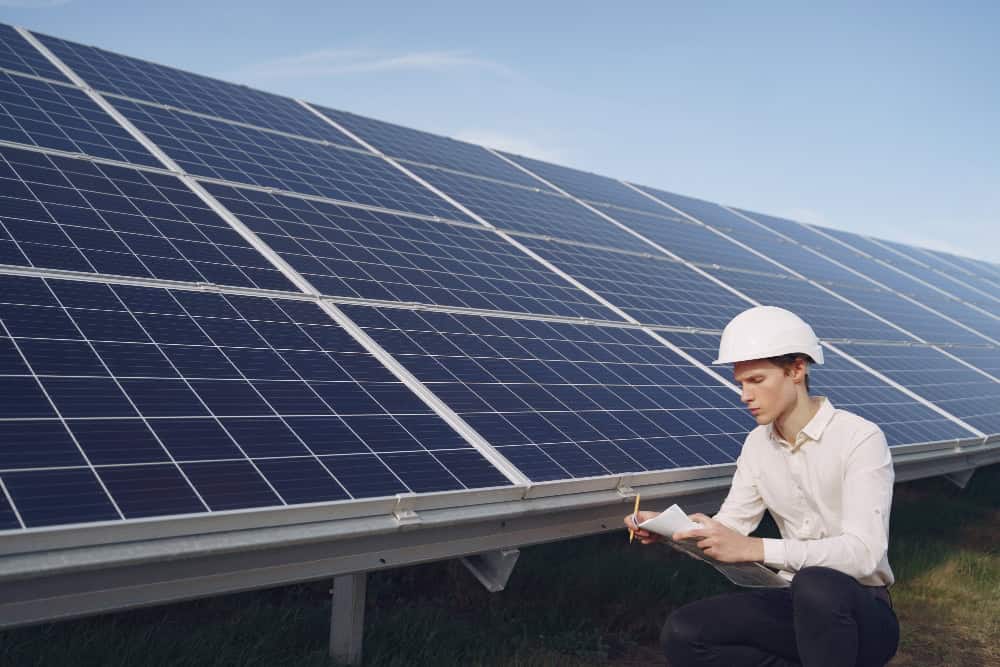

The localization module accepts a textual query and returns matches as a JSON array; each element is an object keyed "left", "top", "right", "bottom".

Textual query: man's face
[{"left": 733, "top": 359, "right": 799, "bottom": 425}]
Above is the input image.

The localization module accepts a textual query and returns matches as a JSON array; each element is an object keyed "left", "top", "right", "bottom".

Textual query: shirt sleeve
[
  {"left": 713, "top": 452, "right": 767, "bottom": 536},
  {"left": 761, "top": 427, "right": 894, "bottom": 579}
]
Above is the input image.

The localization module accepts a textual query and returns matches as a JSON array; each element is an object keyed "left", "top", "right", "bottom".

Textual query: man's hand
[
  {"left": 672, "top": 513, "right": 764, "bottom": 563},
  {"left": 624, "top": 510, "right": 663, "bottom": 544}
]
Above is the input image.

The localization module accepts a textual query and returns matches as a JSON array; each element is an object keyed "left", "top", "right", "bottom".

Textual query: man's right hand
[{"left": 624, "top": 510, "right": 664, "bottom": 544}]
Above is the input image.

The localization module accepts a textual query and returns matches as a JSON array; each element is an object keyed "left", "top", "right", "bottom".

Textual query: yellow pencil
[{"left": 629, "top": 493, "right": 641, "bottom": 543}]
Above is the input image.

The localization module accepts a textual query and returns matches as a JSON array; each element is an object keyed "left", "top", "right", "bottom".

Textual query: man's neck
[{"left": 774, "top": 394, "right": 821, "bottom": 444}]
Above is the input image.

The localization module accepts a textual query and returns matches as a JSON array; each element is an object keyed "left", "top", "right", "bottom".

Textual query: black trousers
[{"left": 661, "top": 567, "right": 899, "bottom": 667}]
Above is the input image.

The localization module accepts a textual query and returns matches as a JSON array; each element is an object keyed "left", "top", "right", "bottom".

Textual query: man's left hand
[{"left": 672, "top": 513, "right": 765, "bottom": 564}]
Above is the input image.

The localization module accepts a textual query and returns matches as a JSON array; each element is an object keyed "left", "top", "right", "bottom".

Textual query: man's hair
[{"left": 767, "top": 353, "right": 813, "bottom": 392}]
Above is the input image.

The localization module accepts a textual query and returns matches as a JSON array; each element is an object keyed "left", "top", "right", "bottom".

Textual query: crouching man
[{"left": 627, "top": 306, "right": 899, "bottom": 666}]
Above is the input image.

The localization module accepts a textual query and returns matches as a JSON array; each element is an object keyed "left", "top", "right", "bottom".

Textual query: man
[{"left": 626, "top": 306, "right": 899, "bottom": 666}]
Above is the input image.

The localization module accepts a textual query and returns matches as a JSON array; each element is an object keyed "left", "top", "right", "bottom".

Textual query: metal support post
[
  {"left": 330, "top": 572, "right": 367, "bottom": 665},
  {"left": 460, "top": 548, "right": 521, "bottom": 592}
]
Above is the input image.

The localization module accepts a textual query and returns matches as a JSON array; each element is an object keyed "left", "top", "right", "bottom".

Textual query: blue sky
[{"left": 3, "top": 1, "right": 998, "bottom": 262}]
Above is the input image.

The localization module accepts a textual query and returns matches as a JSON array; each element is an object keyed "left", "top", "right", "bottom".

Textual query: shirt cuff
[{"left": 762, "top": 538, "right": 787, "bottom": 569}]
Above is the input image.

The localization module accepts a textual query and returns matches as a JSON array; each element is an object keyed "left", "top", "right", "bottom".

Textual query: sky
[{"left": 2, "top": 1, "right": 998, "bottom": 262}]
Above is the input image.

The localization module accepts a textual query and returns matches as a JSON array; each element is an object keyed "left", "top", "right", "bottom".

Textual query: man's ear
[{"left": 790, "top": 357, "right": 808, "bottom": 384}]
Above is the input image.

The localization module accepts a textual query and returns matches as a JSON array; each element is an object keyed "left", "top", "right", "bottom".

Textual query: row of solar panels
[{"left": 0, "top": 23, "right": 996, "bottom": 539}]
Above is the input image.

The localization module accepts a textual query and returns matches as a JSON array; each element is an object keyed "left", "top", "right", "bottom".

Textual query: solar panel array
[{"left": 0, "top": 23, "right": 996, "bottom": 536}]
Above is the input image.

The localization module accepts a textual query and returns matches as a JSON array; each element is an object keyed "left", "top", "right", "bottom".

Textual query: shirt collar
[{"left": 768, "top": 397, "right": 835, "bottom": 450}]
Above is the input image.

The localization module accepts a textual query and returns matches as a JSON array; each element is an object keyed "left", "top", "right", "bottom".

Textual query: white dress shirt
[{"left": 714, "top": 397, "right": 895, "bottom": 586}]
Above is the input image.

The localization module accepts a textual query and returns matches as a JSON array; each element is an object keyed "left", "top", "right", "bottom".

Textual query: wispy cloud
[
  {"left": 230, "top": 48, "right": 517, "bottom": 81},
  {"left": 452, "top": 129, "right": 568, "bottom": 165},
  {"left": 0, "top": 0, "right": 70, "bottom": 7}
]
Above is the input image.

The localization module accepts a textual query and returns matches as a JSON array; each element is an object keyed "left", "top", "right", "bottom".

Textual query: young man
[{"left": 626, "top": 306, "right": 899, "bottom": 666}]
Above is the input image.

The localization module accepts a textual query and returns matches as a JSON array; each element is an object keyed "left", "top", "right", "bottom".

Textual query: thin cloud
[
  {"left": 452, "top": 129, "right": 568, "bottom": 165},
  {"left": 231, "top": 48, "right": 517, "bottom": 81}
]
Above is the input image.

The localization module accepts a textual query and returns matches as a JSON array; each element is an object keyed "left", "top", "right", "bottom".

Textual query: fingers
[{"left": 688, "top": 513, "right": 713, "bottom": 524}]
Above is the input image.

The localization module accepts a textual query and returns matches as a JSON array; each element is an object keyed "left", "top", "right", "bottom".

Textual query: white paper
[{"left": 637, "top": 503, "right": 701, "bottom": 537}]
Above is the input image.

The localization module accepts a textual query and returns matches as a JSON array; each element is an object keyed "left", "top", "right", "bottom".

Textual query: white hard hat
[{"left": 714, "top": 306, "right": 824, "bottom": 365}]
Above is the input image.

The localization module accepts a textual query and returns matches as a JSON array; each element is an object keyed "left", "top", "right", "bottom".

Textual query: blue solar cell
[
  {"left": 109, "top": 97, "right": 472, "bottom": 222},
  {"left": 0, "top": 274, "right": 511, "bottom": 531},
  {"left": 98, "top": 464, "right": 206, "bottom": 518},
  {"left": 345, "top": 305, "right": 752, "bottom": 482},
  {"left": 941, "top": 345, "right": 1000, "bottom": 376},
  {"left": 836, "top": 342, "right": 1000, "bottom": 437},
  {"left": 517, "top": 236, "right": 749, "bottom": 329},
  {"left": 0, "top": 70, "right": 159, "bottom": 167},
  {"left": 312, "top": 105, "right": 550, "bottom": 189},
  {"left": 667, "top": 331, "right": 974, "bottom": 446},
  {"left": 3, "top": 468, "right": 119, "bottom": 527},
  {"left": 33, "top": 29, "right": 350, "bottom": 143},
  {"left": 878, "top": 237, "right": 1000, "bottom": 296},
  {"left": 705, "top": 267, "right": 913, "bottom": 342},
  {"left": 0, "top": 24, "right": 68, "bottom": 82},
  {"left": 501, "top": 151, "right": 675, "bottom": 215},
  {"left": 204, "top": 182, "right": 619, "bottom": 320},
  {"left": 409, "top": 164, "right": 655, "bottom": 253},
  {"left": 0, "top": 145, "right": 296, "bottom": 291}
]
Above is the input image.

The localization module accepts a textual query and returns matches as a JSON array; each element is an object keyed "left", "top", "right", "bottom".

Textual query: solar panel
[
  {"left": 0, "top": 144, "right": 296, "bottom": 291},
  {"left": 408, "top": 164, "right": 656, "bottom": 253},
  {"left": 878, "top": 237, "right": 1000, "bottom": 295},
  {"left": 515, "top": 236, "right": 750, "bottom": 329},
  {"left": 704, "top": 267, "right": 910, "bottom": 342},
  {"left": 344, "top": 305, "right": 753, "bottom": 481},
  {"left": 108, "top": 97, "right": 473, "bottom": 222},
  {"left": 500, "top": 151, "right": 676, "bottom": 216},
  {"left": 0, "top": 24, "right": 68, "bottom": 83},
  {"left": 587, "top": 203, "right": 784, "bottom": 274},
  {"left": 0, "top": 70, "right": 159, "bottom": 167},
  {"left": 33, "top": 30, "right": 350, "bottom": 143},
  {"left": 665, "top": 331, "right": 976, "bottom": 446},
  {"left": 201, "top": 182, "right": 619, "bottom": 320},
  {"left": 310, "top": 105, "right": 551, "bottom": 190},
  {"left": 0, "top": 274, "right": 511, "bottom": 530},
  {"left": 731, "top": 210, "right": 999, "bottom": 340},
  {"left": 941, "top": 345, "right": 1000, "bottom": 378},
  {"left": 835, "top": 341, "right": 1000, "bottom": 436},
  {"left": 817, "top": 226, "right": 1000, "bottom": 308}
]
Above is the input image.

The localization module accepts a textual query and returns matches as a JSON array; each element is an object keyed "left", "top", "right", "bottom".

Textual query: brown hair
[{"left": 767, "top": 353, "right": 813, "bottom": 392}]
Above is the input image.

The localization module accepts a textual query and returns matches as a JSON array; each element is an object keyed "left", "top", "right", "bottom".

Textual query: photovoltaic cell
[
  {"left": 589, "top": 203, "right": 783, "bottom": 274},
  {"left": 32, "top": 30, "right": 351, "bottom": 143},
  {"left": 922, "top": 248, "right": 1000, "bottom": 284},
  {"left": 0, "top": 274, "right": 510, "bottom": 531},
  {"left": 0, "top": 144, "right": 296, "bottom": 291},
  {"left": 203, "top": 182, "right": 620, "bottom": 320},
  {"left": 517, "top": 237, "right": 749, "bottom": 330},
  {"left": 312, "top": 105, "right": 549, "bottom": 190},
  {"left": 665, "top": 331, "right": 975, "bottom": 446},
  {"left": 704, "top": 267, "right": 911, "bottom": 342},
  {"left": 111, "top": 97, "right": 472, "bottom": 223},
  {"left": 0, "top": 24, "right": 68, "bottom": 83},
  {"left": 500, "top": 151, "right": 676, "bottom": 215},
  {"left": 835, "top": 341, "right": 1000, "bottom": 436},
  {"left": 0, "top": 70, "right": 159, "bottom": 167},
  {"left": 410, "top": 165, "right": 655, "bottom": 253},
  {"left": 344, "top": 305, "right": 753, "bottom": 482}
]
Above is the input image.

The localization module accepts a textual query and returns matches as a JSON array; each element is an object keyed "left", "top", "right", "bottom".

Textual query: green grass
[{"left": 2, "top": 463, "right": 997, "bottom": 666}]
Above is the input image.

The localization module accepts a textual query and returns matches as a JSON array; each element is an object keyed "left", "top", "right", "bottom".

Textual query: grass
[{"left": 1, "top": 463, "right": 997, "bottom": 666}]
